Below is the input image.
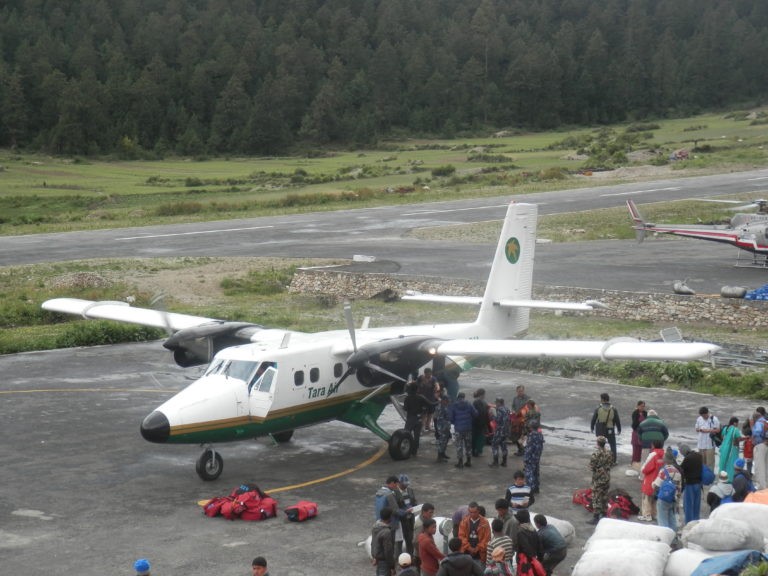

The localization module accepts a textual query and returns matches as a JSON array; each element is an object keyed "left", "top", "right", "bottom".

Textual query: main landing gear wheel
[
  {"left": 388, "top": 429, "right": 413, "bottom": 461},
  {"left": 272, "top": 430, "right": 294, "bottom": 443},
  {"left": 196, "top": 447, "right": 223, "bottom": 481}
]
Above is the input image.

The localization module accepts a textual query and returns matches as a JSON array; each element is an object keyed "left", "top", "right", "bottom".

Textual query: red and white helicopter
[
  {"left": 43, "top": 203, "right": 720, "bottom": 480},
  {"left": 627, "top": 198, "right": 768, "bottom": 266}
]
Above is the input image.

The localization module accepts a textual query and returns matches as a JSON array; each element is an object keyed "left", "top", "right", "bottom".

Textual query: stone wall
[{"left": 289, "top": 267, "right": 768, "bottom": 329}]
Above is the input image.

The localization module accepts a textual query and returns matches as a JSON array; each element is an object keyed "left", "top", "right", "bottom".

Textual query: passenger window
[
  {"left": 309, "top": 367, "right": 319, "bottom": 383},
  {"left": 294, "top": 370, "right": 304, "bottom": 386},
  {"left": 334, "top": 363, "right": 343, "bottom": 378}
]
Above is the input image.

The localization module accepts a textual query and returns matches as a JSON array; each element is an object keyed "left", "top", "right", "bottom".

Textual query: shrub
[
  {"left": 55, "top": 321, "right": 162, "bottom": 347},
  {"left": 431, "top": 164, "right": 456, "bottom": 177},
  {"left": 155, "top": 201, "right": 204, "bottom": 216},
  {"left": 221, "top": 267, "right": 296, "bottom": 296}
]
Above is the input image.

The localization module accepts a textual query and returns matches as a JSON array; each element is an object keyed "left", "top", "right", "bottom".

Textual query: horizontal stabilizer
[
  {"left": 402, "top": 293, "right": 606, "bottom": 311},
  {"left": 401, "top": 293, "right": 483, "bottom": 305},
  {"left": 435, "top": 338, "right": 720, "bottom": 362},
  {"left": 42, "top": 298, "right": 218, "bottom": 332},
  {"left": 497, "top": 299, "right": 608, "bottom": 311}
]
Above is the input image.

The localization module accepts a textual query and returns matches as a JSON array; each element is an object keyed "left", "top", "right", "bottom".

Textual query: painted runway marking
[
  {"left": 265, "top": 443, "right": 388, "bottom": 494},
  {"left": 0, "top": 388, "right": 175, "bottom": 394},
  {"left": 402, "top": 204, "right": 509, "bottom": 216},
  {"left": 747, "top": 176, "right": 768, "bottom": 181},
  {"left": 600, "top": 187, "right": 680, "bottom": 197},
  {"left": 116, "top": 225, "right": 274, "bottom": 240}
]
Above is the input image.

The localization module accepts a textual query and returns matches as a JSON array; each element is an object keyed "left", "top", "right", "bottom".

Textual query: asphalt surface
[{"left": 2, "top": 342, "right": 760, "bottom": 576}]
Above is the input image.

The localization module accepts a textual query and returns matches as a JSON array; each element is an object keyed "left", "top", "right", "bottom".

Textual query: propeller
[
  {"left": 694, "top": 198, "right": 768, "bottom": 212},
  {"left": 150, "top": 292, "right": 174, "bottom": 337}
]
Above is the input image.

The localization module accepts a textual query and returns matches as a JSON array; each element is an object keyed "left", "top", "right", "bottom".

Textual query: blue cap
[
  {"left": 398, "top": 474, "right": 410, "bottom": 485},
  {"left": 134, "top": 559, "right": 150, "bottom": 575},
  {"left": 735, "top": 458, "right": 745, "bottom": 469}
]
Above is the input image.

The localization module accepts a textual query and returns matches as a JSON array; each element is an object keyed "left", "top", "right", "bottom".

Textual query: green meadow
[{"left": 2, "top": 108, "right": 768, "bottom": 236}]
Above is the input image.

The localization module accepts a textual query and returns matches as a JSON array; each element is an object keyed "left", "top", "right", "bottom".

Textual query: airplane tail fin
[
  {"left": 626, "top": 199, "right": 648, "bottom": 243},
  {"left": 474, "top": 202, "right": 537, "bottom": 339}
]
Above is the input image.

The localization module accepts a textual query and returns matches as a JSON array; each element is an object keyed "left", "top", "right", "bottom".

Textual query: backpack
[
  {"left": 374, "top": 489, "right": 391, "bottom": 521},
  {"left": 572, "top": 488, "right": 593, "bottom": 512},
  {"left": 701, "top": 464, "right": 715, "bottom": 486},
  {"left": 240, "top": 496, "right": 278, "bottom": 521},
  {"left": 284, "top": 500, "right": 318, "bottom": 522},
  {"left": 709, "top": 418, "right": 723, "bottom": 447},
  {"left": 203, "top": 496, "right": 232, "bottom": 518},
  {"left": 656, "top": 468, "right": 677, "bottom": 503},
  {"left": 606, "top": 489, "right": 640, "bottom": 519}
]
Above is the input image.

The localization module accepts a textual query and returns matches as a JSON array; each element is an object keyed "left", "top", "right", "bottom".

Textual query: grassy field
[{"left": 2, "top": 107, "right": 768, "bottom": 235}]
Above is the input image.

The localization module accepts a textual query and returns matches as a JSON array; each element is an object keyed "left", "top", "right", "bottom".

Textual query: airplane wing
[
  {"left": 435, "top": 338, "right": 720, "bottom": 361},
  {"left": 42, "top": 298, "right": 219, "bottom": 331}
]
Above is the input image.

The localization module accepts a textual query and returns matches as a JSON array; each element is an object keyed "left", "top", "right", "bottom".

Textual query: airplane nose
[{"left": 140, "top": 411, "right": 170, "bottom": 443}]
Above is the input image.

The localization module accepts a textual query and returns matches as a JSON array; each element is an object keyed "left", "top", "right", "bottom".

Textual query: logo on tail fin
[{"left": 505, "top": 237, "right": 521, "bottom": 263}]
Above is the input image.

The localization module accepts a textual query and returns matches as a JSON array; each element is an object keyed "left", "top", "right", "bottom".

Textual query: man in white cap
[
  {"left": 397, "top": 552, "right": 418, "bottom": 576},
  {"left": 706, "top": 470, "right": 735, "bottom": 511}
]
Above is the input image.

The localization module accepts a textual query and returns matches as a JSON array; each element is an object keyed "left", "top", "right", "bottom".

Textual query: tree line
[{"left": 1, "top": 0, "right": 767, "bottom": 156}]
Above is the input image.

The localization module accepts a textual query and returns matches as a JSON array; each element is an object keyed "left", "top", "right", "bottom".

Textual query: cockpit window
[
  {"left": 248, "top": 362, "right": 277, "bottom": 393},
  {"left": 204, "top": 359, "right": 226, "bottom": 376},
  {"left": 256, "top": 367, "right": 276, "bottom": 393},
  {"left": 224, "top": 360, "right": 259, "bottom": 382}
]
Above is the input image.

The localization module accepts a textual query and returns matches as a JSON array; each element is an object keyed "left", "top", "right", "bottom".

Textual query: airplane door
[{"left": 249, "top": 366, "right": 277, "bottom": 418}]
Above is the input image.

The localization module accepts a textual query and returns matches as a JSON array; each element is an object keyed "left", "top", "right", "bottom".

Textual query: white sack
[
  {"left": 663, "top": 548, "right": 713, "bottom": 576},
  {"left": 585, "top": 538, "right": 669, "bottom": 555},
  {"left": 681, "top": 518, "right": 764, "bottom": 552},
  {"left": 591, "top": 517, "right": 676, "bottom": 545},
  {"left": 573, "top": 543, "right": 669, "bottom": 576},
  {"left": 709, "top": 502, "right": 768, "bottom": 540}
]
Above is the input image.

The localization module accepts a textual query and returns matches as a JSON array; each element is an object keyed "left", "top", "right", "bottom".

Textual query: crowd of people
[
  {"left": 377, "top": 380, "right": 767, "bottom": 576},
  {"left": 587, "top": 396, "right": 765, "bottom": 533},
  {"left": 371, "top": 481, "right": 567, "bottom": 576},
  {"left": 373, "top": 381, "right": 569, "bottom": 576}
]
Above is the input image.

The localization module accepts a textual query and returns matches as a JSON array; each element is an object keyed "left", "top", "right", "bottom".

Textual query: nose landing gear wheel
[
  {"left": 271, "top": 429, "right": 294, "bottom": 443},
  {"left": 388, "top": 429, "right": 413, "bottom": 461},
  {"left": 196, "top": 448, "right": 223, "bottom": 481}
]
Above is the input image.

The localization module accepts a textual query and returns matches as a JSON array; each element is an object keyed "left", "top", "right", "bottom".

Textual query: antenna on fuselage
[{"left": 343, "top": 301, "right": 357, "bottom": 352}]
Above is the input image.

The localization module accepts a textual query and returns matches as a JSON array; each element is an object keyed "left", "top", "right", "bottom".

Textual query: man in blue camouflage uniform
[
  {"left": 489, "top": 397, "right": 511, "bottom": 468},
  {"left": 523, "top": 400, "right": 544, "bottom": 493},
  {"left": 450, "top": 392, "right": 478, "bottom": 469},
  {"left": 434, "top": 394, "right": 452, "bottom": 463}
]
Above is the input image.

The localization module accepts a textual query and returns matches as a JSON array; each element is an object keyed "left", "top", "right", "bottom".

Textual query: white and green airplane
[{"left": 42, "top": 203, "right": 719, "bottom": 480}]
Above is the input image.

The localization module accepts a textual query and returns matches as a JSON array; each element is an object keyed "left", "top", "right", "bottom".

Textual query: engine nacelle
[{"left": 164, "top": 321, "right": 263, "bottom": 367}]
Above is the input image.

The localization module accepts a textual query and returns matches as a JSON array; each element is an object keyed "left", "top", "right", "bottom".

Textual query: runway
[{"left": 2, "top": 169, "right": 768, "bottom": 294}]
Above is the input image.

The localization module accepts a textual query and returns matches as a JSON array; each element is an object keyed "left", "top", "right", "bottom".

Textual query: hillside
[{"left": 1, "top": 0, "right": 768, "bottom": 155}]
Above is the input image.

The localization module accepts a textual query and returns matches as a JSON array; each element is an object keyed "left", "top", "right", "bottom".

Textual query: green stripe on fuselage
[{"left": 165, "top": 392, "right": 388, "bottom": 444}]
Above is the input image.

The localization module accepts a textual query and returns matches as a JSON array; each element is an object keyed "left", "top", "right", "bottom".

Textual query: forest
[{"left": 1, "top": 0, "right": 767, "bottom": 156}]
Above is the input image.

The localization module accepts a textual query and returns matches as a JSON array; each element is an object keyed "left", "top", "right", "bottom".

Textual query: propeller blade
[
  {"left": 335, "top": 365, "right": 356, "bottom": 387},
  {"left": 343, "top": 301, "right": 357, "bottom": 352},
  {"left": 150, "top": 292, "right": 174, "bottom": 337},
  {"left": 364, "top": 361, "right": 407, "bottom": 383}
]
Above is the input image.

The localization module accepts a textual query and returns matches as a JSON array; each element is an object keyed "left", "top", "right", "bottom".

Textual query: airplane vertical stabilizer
[{"left": 474, "top": 202, "right": 537, "bottom": 338}]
